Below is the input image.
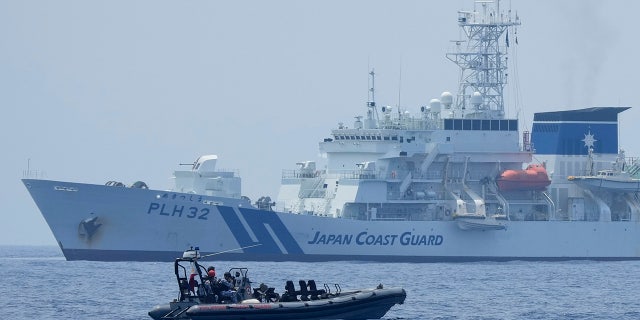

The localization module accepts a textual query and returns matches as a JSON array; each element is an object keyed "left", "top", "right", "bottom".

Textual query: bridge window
[
  {"left": 444, "top": 119, "right": 454, "bottom": 130},
  {"left": 472, "top": 119, "right": 481, "bottom": 130},
  {"left": 500, "top": 120, "right": 509, "bottom": 131},
  {"left": 453, "top": 119, "right": 463, "bottom": 130},
  {"left": 444, "top": 118, "right": 518, "bottom": 131}
]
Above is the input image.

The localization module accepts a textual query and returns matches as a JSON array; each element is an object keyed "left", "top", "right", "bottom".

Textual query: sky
[{"left": 2, "top": 0, "right": 640, "bottom": 245}]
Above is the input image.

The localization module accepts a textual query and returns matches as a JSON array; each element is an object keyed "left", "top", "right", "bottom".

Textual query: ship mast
[
  {"left": 365, "top": 69, "right": 379, "bottom": 129},
  {"left": 446, "top": 0, "right": 520, "bottom": 119}
]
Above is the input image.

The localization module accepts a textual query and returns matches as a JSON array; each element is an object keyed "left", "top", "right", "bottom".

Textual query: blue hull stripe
[
  {"left": 237, "top": 207, "right": 304, "bottom": 254},
  {"left": 217, "top": 206, "right": 260, "bottom": 251},
  {"left": 217, "top": 206, "right": 303, "bottom": 254}
]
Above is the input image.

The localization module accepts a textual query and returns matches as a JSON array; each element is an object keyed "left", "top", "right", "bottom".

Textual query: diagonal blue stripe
[
  {"left": 217, "top": 206, "right": 257, "bottom": 249},
  {"left": 217, "top": 206, "right": 305, "bottom": 254},
  {"left": 238, "top": 208, "right": 304, "bottom": 254}
]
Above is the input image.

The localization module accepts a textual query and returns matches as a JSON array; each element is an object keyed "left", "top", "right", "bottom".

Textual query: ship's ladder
[
  {"left": 323, "top": 197, "right": 334, "bottom": 216},
  {"left": 298, "top": 177, "right": 325, "bottom": 198},
  {"left": 399, "top": 172, "right": 413, "bottom": 197},
  {"left": 419, "top": 144, "right": 439, "bottom": 176},
  {"left": 291, "top": 177, "right": 326, "bottom": 213},
  {"left": 322, "top": 182, "right": 338, "bottom": 216}
]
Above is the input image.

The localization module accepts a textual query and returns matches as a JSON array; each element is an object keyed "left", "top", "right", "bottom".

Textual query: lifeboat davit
[{"left": 496, "top": 164, "right": 551, "bottom": 191}]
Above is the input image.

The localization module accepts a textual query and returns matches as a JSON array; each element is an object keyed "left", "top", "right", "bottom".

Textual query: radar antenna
[{"left": 446, "top": 0, "right": 520, "bottom": 119}]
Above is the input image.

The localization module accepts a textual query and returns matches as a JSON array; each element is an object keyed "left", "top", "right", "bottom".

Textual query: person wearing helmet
[
  {"left": 206, "top": 266, "right": 216, "bottom": 280},
  {"left": 202, "top": 266, "right": 217, "bottom": 301}
]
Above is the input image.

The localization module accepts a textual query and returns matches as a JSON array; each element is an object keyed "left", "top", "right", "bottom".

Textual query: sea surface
[{"left": 2, "top": 245, "right": 640, "bottom": 319}]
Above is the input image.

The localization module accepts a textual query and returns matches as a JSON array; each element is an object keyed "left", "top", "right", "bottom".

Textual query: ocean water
[{"left": 2, "top": 246, "right": 640, "bottom": 320}]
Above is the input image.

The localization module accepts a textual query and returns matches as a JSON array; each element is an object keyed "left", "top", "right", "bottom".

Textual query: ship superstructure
[{"left": 277, "top": 1, "right": 545, "bottom": 225}]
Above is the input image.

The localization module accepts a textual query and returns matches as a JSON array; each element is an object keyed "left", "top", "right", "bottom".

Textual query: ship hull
[
  {"left": 24, "top": 179, "right": 640, "bottom": 262},
  {"left": 570, "top": 177, "right": 640, "bottom": 192}
]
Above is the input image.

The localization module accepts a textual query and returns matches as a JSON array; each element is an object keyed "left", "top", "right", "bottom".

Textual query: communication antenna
[
  {"left": 446, "top": 0, "right": 520, "bottom": 118},
  {"left": 367, "top": 69, "right": 379, "bottom": 123},
  {"left": 397, "top": 63, "right": 402, "bottom": 108}
]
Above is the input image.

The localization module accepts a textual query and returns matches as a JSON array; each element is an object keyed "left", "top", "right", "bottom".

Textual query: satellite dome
[
  {"left": 440, "top": 92, "right": 453, "bottom": 108},
  {"left": 471, "top": 91, "right": 482, "bottom": 108},
  {"left": 429, "top": 99, "right": 442, "bottom": 113}
]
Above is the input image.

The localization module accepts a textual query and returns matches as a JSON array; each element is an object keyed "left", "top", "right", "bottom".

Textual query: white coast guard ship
[{"left": 23, "top": 1, "right": 640, "bottom": 262}]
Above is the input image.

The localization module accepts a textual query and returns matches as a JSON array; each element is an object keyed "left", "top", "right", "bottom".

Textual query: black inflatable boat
[{"left": 148, "top": 247, "right": 406, "bottom": 320}]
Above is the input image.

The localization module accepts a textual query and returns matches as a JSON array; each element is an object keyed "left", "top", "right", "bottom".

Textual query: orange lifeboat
[{"left": 496, "top": 164, "right": 551, "bottom": 191}]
